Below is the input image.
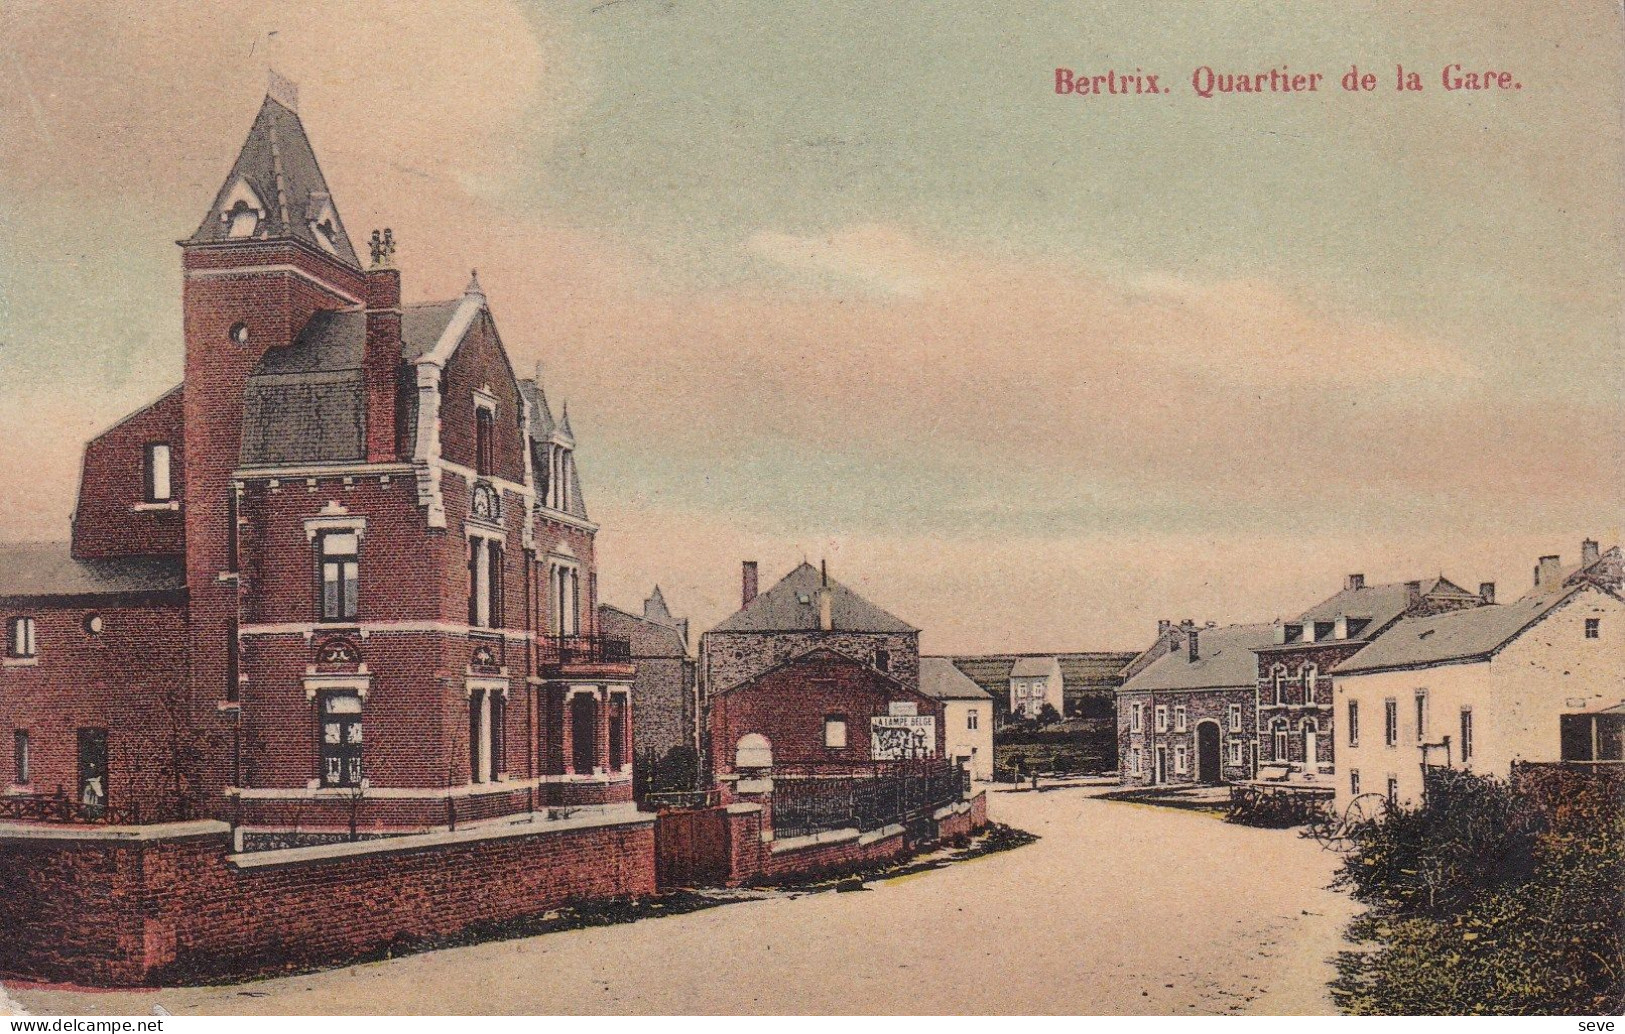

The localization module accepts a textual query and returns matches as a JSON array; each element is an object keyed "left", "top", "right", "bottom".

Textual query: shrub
[{"left": 1332, "top": 767, "right": 1625, "bottom": 1015}]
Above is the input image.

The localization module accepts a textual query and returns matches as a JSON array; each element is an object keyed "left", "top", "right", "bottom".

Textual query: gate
[{"left": 655, "top": 807, "right": 732, "bottom": 889}]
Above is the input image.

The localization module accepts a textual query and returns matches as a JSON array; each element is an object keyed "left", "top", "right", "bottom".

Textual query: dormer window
[
  {"left": 306, "top": 193, "right": 340, "bottom": 255},
  {"left": 144, "top": 443, "right": 173, "bottom": 503},
  {"left": 219, "top": 179, "right": 266, "bottom": 240},
  {"left": 226, "top": 200, "right": 259, "bottom": 238}
]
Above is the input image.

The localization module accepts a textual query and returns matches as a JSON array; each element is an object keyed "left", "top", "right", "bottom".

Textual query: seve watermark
[{"left": 1054, "top": 64, "right": 1523, "bottom": 98}]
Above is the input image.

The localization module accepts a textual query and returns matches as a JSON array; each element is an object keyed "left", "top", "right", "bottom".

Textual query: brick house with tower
[{"left": 1, "top": 79, "right": 638, "bottom": 842}]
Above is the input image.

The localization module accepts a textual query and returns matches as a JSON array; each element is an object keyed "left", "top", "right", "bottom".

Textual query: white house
[
  {"left": 1330, "top": 580, "right": 1625, "bottom": 813},
  {"left": 1008, "top": 656, "right": 1064, "bottom": 719},
  {"left": 920, "top": 657, "right": 995, "bottom": 780}
]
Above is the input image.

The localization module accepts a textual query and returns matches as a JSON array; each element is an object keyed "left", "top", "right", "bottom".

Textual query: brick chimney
[
  {"left": 1479, "top": 582, "right": 1496, "bottom": 605},
  {"left": 363, "top": 261, "right": 402, "bottom": 462},
  {"left": 1582, "top": 539, "right": 1601, "bottom": 567},
  {"left": 1187, "top": 628, "right": 1200, "bottom": 662},
  {"left": 1405, "top": 580, "right": 1423, "bottom": 608},
  {"left": 1346, "top": 573, "right": 1365, "bottom": 591},
  {"left": 1535, "top": 555, "right": 1561, "bottom": 587},
  {"left": 741, "top": 561, "right": 759, "bottom": 607}
]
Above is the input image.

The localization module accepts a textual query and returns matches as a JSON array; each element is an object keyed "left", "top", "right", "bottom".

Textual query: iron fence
[
  {"left": 0, "top": 790, "right": 193, "bottom": 826},
  {"left": 771, "top": 760, "right": 965, "bottom": 839},
  {"left": 537, "top": 634, "right": 632, "bottom": 669}
]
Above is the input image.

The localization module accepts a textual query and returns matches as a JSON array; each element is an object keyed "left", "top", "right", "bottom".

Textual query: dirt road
[{"left": 12, "top": 785, "right": 1355, "bottom": 1015}]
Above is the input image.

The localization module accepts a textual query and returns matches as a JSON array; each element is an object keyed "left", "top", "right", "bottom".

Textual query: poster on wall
[{"left": 870, "top": 715, "right": 937, "bottom": 760}]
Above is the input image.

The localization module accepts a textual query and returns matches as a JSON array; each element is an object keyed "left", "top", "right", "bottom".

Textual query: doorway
[
  {"left": 78, "top": 728, "right": 108, "bottom": 818},
  {"left": 1196, "top": 721, "right": 1222, "bottom": 784}
]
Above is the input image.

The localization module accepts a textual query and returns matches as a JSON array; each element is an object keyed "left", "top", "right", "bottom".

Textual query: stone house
[
  {"left": 599, "top": 587, "right": 696, "bottom": 765},
  {"left": 1118, "top": 623, "right": 1274, "bottom": 786},
  {"left": 699, "top": 561, "right": 925, "bottom": 783},
  {"left": 1332, "top": 579, "right": 1624, "bottom": 812},
  {"left": 1254, "top": 573, "right": 1490, "bottom": 784},
  {"left": 1009, "top": 656, "right": 1064, "bottom": 720}
]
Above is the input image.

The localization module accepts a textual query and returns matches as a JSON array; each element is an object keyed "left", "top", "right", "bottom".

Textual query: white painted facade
[
  {"left": 1009, "top": 657, "right": 1064, "bottom": 719},
  {"left": 1332, "top": 585, "right": 1625, "bottom": 813},
  {"left": 941, "top": 698, "right": 994, "bottom": 780}
]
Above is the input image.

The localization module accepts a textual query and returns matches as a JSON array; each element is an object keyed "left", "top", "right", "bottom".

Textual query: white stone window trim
[
  {"left": 472, "top": 388, "right": 499, "bottom": 414},
  {"left": 303, "top": 504, "right": 367, "bottom": 542},
  {"left": 133, "top": 500, "right": 181, "bottom": 513},
  {"left": 304, "top": 673, "right": 371, "bottom": 701},
  {"left": 464, "top": 520, "right": 507, "bottom": 543}
]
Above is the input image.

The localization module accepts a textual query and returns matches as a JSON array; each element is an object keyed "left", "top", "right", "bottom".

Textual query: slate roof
[
  {"left": 946, "top": 652, "right": 1137, "bottom": 703},
  {"left": 0, "top": 543, "right": 185, "bottom": 601},
  {"left": 1120, "top": 623, "right": 1277, "bottom": 693},
  {"left": 598, "top": 604, "right": 688, "bottom": 659},
  {"left": 188, "top": 95, "right": 359, "bottom": 265},
  {"left": 708, "top": 563, "right": 917, "bottom": 634},
  {"left": 238, "top": 301, "right": 466, "bottom": 466},
  {"left": 918, "top": 657, "right": 992, "bottom": 701},
  {"left": 1333, "top": 585, "right": 1601, "bottom": 675},
  {"left": 1010, "top": 656, "right": 1060, "bottom": 678},
  {"left": 1268, "top": 576, "right": 1477, "bottom": 648}
]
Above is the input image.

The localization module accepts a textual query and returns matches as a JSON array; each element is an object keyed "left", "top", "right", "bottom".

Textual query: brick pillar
[
  {"left": 363, "top": 267, "right": 402, "bottom": 462},
  {"left": 596, "top": 690, "right": 612, "bottom": 773}
]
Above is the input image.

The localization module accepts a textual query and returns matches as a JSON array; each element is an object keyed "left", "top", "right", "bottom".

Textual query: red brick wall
[
  {"left": 182, "top": 242, "right": 366, "bottom": 814},
  {"left": 0, "top": 819, "right": 655, "bottom": 987},
  {"left": 438, "top": 311, "right": 527, "bottom": 485},
  {"left": 710, "top": 651, "right": 945, "bottom": 775},
  {"left": 0, "top": 600, "right": 191, "bottom": 819},
  {"left": 71, "top": 386, "right": 187, "bottom": 560}
]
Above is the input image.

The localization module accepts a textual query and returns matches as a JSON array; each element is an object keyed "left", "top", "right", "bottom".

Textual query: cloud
[{"left": 0, "top": 0, "right": 570, "bottom": 207}]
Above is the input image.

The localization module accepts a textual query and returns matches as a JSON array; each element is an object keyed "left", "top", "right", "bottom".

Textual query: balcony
[{"left": 537, "top": 633, "right": 634, "bottom": 678}]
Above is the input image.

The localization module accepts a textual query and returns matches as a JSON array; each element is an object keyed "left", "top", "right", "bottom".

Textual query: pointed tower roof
[
  {"left": 557, "top": 401, "right": 575, "bottom": 444},
  {"left": 188, "top": 85, "right": 359, "bottom": 266},
  {"left": 644, "top": 585, "right": 675, "bottom": 625}
]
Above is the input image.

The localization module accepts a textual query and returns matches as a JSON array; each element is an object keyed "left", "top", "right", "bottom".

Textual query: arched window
[
  {"left": 736, "top": 733, "right": 772, "bottom": 770},
  {"left": 226, "top": 199, "right": 259, "bottom": 238},
  {"left": 1272, "top": 719, "right": 1289, "bottom": 762},
  {"left": 1272, "top": 664, "right": 1287, "bottom": 705}
]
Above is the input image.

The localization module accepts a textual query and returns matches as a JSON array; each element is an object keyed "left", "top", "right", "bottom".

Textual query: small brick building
[{"left": 701, "top": 562, "right": 940, "bottom": 784}]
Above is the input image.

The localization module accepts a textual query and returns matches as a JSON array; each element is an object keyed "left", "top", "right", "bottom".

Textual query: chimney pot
[
  {"left": 741, "top": 561, "right": 759, "bottom": 607},
  {"left": 1536, "top": 555, "right": 1561, "bottom": 587},
  {"left": 1582, "top": 539, "right": 1601, "bottom": 567},
  {"left": 1346, "top": 573, "right": 1365, "bottom": 591},
  {"left": 1479, "top": 582, "right": 1496, "bottom": 604}
]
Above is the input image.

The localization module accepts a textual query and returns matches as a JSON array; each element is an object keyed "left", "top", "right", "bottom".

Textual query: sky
[{"left": 0, "top": 1, "right": 1619, "bottom": 653}]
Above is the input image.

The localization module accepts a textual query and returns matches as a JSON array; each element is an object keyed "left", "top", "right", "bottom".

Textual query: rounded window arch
[{"left": 735, "top": 733, "right": 773, "bottom": 770}]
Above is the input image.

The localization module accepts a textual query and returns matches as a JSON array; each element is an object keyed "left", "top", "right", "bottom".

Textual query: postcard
[{"left": 0, "top": 0, "right": 1619, "bottom": 1020}]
